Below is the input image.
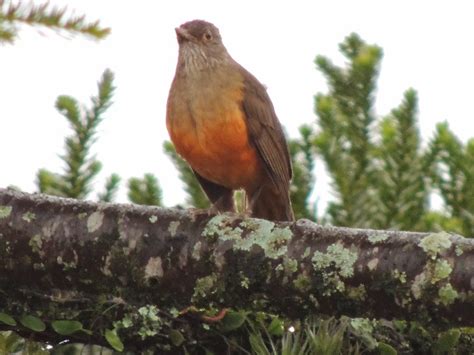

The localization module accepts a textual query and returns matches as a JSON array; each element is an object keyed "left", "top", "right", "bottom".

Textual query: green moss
[
  {"left": 137, "top": 305, "right": 163, "bottom": 339},
  {"left": 22, "top": 211, "right": 36, "bottom": 223},
  {"left": 312, "top": 243, "right": 358, "bottom": 295},
  {"left": 193, "top": 273, "right": 218, "bottom": 301},
  {"left": 29, "top": 234, "right": 43, "bottom": 254},
  {"left": 0, "top": 205, "right": 12, "bottom": 219},
  {"left": 438, "top": 284, "right": 459, "bottom": 306},
  {"left": 240, "top": 273, "right": 250, "bottom": 289},
  {"left": 432, "top": 259, "right": 452, "bottom": 283},
  {"left": 347, "top": 285, "right": 367, "bottom": 301},
  {"left": 303, "top": 247, "right": 311, "bottom": 258},
  {"left": 368, "top": 234, "right": 388, "bottom": 244},
  {"left": 284, "top": 258, "right": 298, "bottom": 273},
  {"left": 293, "top": 274, "right": 312, "bottom": 292},
  {"left": 419, "top": 232, "right": 452, "bottom": 259},
  {"left": 392, "top": 269, "right": 407, "bottom": 284}
]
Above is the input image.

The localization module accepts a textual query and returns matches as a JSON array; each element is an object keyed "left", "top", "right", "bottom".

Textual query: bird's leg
[{"left": 245, "top": 186, "right": 263, "bottom": 216}]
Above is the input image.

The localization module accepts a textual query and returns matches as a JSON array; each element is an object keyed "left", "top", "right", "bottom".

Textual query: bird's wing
[{"left": 239, "top": 65, "right": 292, "bottom": 190}]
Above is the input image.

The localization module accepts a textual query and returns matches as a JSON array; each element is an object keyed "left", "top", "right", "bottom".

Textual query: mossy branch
[{"left": 0, "top": 187, "right": 472, "bottom": 350}]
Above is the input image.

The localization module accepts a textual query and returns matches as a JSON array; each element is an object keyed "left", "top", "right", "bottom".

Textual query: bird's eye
[{"left": 204, "top": 32, "right": 212, "bottom": 41}]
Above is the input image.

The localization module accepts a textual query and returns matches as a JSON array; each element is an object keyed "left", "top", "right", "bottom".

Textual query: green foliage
[
  {"left": 314, "top": 33, "right": 383, "bottom": 228},
  {"left": 51, "top": 320, "right": 84, "bottom": 336},
  {"left": 430, "top": 122, "right": 474, "bottom": 236},
  {"left": 105, "top": 329, "right": 124, "bottom": 352},
  {"left": 376, "top": 89, "right": 428, "bottom": 230},
  {"left": 163, "top": 141, "right": 209, "bottom": 208},
  {"left": 289, "top": 124, "right": 316, "bottom": 220},
  {"left": 36, "top": 69, "right": 115, "bottom": 200},
  {"left": 19, "top": 315, "right": 45, "bottom": 332},
  {"left": 128, "top": 173, "right": 163, "bottom": 206},
  {"left": 98, "top": 173, "right": 121, "bottom": 202},
  {"left": 0, "top": 0, "right": 110, "bottom": 44},
  {"left": 314, "top": 33, "right": 433, "bottom": 231}
]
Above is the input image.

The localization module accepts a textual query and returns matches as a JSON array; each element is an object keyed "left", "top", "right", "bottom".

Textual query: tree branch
[{"left": 0, "top": 187, "right": 472, "bottom": 347}]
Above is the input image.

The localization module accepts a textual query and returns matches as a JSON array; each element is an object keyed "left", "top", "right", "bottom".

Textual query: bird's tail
[{"left": 251, "top": 183, "right": 294, "bottom": 222}]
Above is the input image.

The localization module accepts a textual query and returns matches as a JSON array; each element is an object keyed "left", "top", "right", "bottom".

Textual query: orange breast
[{"left": 167, "top": 83, "right": 263, "bottom": 191}]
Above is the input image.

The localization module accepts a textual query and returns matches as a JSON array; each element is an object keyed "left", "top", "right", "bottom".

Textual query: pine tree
[
  {"left": 376, "top": 89, "right": 428, "bottom": 230},
  {"left": 289, "top": 124, "right": 316, "bottom": 220},
  {"left": 430, "top": 123, "right": 474, "bottom": 236},
  {"left": 163, "top": 141, "right": 209, "bottom": 208},
  {"left": 314, "top": 34, "right": 430, "bottom": 230},
  {"left": 314, "top": 33, "right": 383, "bottom": 227},
  {"left": 36, "top": 69, "right": 116, "bottom": 200}
]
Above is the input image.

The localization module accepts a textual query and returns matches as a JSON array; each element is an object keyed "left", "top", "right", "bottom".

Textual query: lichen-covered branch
[{"left": 0, "top": 188, "right": 473, "bottom": 349}]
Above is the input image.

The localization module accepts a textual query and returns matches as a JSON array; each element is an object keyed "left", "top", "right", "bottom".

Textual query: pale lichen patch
[
  {"left": 87, "top": 211, "right": 104, "bottom": 233},
  {"left": 145, "top": 257, "right": 164, "bottom": 279},
  {"left": 419, "top": 232, "right": 452, "bottom": 259},
  {"left": 368, "top": 234, "right": 388, "bottom": 244},
  {"left": 455, "top": 245, "right": 464, "bottom": 256},
  {"left": 101, "top": 253, "right": 112, "bottom": 276},
  {"left": 22, "top": 211, "right": 36, "bottom": 223},
  {"left": 312, "top": 243, "right": 358, "bottom": 295},
  {"left": 367, "top": 258, "right": 379, "bottom": 271},
  {"left": 432, "top": 259, "right": 452, "bottom": 283},
  {"left": 168, "top": 221, "right": 180, "bottom": 237},
  {"left": 149, "top": 215, "right": 158, "bottom": 224},
  {"left": 411, "top": 271, "right": 427, "bottom": 299},
  {"left": 203, "top": 216, "right": 293, "bottom": 259},
  {"left": 202, "top": 215, "right": 243, "bottom": 241},
  {"left": 192, "top": 241, "right": 202, "bottom": 261},
  {"left": 0, "top": 205, "right": 12, "bottom": 219}
]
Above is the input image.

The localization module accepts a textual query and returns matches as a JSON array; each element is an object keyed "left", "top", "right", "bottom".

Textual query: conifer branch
[
  {"left": 127, "top": 174, "right": 163, "bottom": 206},
  {"left": 37, "top": 69, "right": 115, "bottom": 199},
  {"left": 163, "top": 141, "right": 209, "bottom": 208},
  {"left": 0, "top": 0, "right": 110, "bottom": 43}
]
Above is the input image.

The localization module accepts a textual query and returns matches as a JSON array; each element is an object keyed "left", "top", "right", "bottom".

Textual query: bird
[{"left": 166, "top": 20, "right": 294, "bottom": 221}]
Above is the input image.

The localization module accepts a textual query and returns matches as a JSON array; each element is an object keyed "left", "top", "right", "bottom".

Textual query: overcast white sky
[{"left": 1, "top": 0, "right": 473, "bottom": 209}]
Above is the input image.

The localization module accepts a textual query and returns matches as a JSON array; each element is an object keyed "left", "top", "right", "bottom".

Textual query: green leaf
[
  {"left": 169, "top": 329, "right": 185, "bottom": 346},
  {"left": 434, "top": 329, "right": 461, "bottom": 354},
  {"left": 52, "top": 320, "right": 83, "bottom": 335},
  {"left": 378, "top": 342, "right": 397, "bottom": 355},
  {"left": 105, "top": 329, "right": 124, "bottom": 352},
  {"left": 220, "top": 311, "right": 246, "bottom": 332},
  {"left": 19, "top": 315, "right": 45, "bottom": 332},
  {"left": 0, "top": 313, "right": 16, "bottom": 326},
  {"left": 267, "top": 316, "right": 284, "bottom": 336}
]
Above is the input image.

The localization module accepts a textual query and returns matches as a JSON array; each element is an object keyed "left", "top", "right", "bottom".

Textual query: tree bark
[{"left": 0, "top": 187, "right": 473, "bottom": 348}]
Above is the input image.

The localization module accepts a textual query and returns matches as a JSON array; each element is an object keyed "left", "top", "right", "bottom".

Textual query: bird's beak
[{"left": 175, "top": 27, "right": 192, "bottom": 43}]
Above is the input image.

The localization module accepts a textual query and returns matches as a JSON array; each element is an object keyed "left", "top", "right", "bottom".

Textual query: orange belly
[{"left": 168, "top": 109, "right": 262, "bottom": 191}]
